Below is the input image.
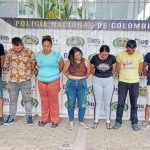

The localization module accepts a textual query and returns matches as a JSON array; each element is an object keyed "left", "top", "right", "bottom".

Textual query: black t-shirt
[
  {"left": 0, "top": 43, "right": 5, "bottom": 77},
  {"left": 90, "top": 54, "right": 116, "bottom": 78}
]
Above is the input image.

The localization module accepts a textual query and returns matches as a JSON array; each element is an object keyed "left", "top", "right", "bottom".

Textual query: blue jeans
[
  {"left": 66, "top": 79, "right": 87, "bottom": 122},
  {"left": 116, "top": 81, "right": 139, "bottom": 124}
]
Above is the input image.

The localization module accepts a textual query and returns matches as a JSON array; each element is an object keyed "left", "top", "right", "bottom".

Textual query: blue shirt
[
  {"left": 36, "top": 50, "right": 61, "bottom": 82},
  {"left": 144, "top": 53, "right": 150, "bottom": 85}
]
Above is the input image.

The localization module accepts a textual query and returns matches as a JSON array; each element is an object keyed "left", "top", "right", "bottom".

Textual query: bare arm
[
  {"left": 112, "top": 62, "right": 117, "bottom": 74},
  {"left": 3, "top": 52, "right": 10, "bottom": 69},
  {"left": 63, "top": 61, "right": 70, "bottom": 78},
  {"left": 142, "top": 62, "right": 147, "bottom": 76},
  {"left": 139, "top": 62, "right": 143, "bottom": 75},
  {"left": 59, "top": 57, "right": 64, "bottom": 73},
  {"left": 0, "top": 55, "right": 5, "bottom": 68},
  {"left": 84, "top": 59, "right": 91, "bottom": 78},
  {"left": 116, "top": 62, "right": 121, "bottom": 75},
  {"left": 90, "top": 63, "right": 95, "bottom": 75}
]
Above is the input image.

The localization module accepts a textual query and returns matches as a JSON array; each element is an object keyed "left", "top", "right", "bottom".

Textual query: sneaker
[
  {"left": 0, "top": 116, "right": 4, "bottom": 125},
  {"left": 113, "top": 122, "right": 122, "bottom": 130},
  {"left": 141, "top": 121, "right": 150, "bottom": 130},
  {"left": 4, "top": 115, "right": 14, "bottom": 125},
  {"left": 132, "top": 124, "right": 141, "bottom": 131},
  {"left": 27, "top": 116, "right": 33, "bottom": 125}
]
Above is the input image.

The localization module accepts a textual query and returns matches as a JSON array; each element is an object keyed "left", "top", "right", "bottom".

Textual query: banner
[{"left": 0, "top": 18, "right": 149, "bottom": 120}]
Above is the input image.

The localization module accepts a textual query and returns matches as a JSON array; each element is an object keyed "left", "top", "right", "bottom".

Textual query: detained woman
[
  {"left": 36, "top": 36, "right": 64, "bottom": 128},
  {"left": 90, "top": 45, "right": 116, "bottom": 129},
  {"left": 63, "top": 47, "right": 91, "bottom": 130}
]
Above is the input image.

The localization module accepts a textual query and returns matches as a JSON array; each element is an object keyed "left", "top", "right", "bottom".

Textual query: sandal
[
  {"left": 92, "top": 122, "right": 98, "bottom": 129},
  {"left": 79, "top": 122, "right": 89, "bottom": 129},
  {"left": 38, "top": 121, "right": 47, "bottom": 127},
  {"left": 69, "top": 121, "right": 74, "bottom": 130},
  {"left": 106, "top": 123, "right": 112, "bottom": 129},
  {"left": 51, "top": 122, "right": 59, "bottom": 128}
]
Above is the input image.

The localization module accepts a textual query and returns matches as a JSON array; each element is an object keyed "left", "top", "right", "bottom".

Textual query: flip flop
[
  {"left": 106, "top": 123, "right": 112, "bottom": 130},
  {"left": 92, "top": 122, "right": 98, "bottom": 129}
]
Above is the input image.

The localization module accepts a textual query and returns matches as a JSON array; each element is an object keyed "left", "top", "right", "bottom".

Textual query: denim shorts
[{"left": 0, "top": 77, "right": 3, "bottom": 97}]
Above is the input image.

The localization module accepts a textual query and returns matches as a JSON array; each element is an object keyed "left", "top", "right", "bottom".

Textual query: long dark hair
[{"left": 68, "top": 47, "right": 83, "bottom": 65}]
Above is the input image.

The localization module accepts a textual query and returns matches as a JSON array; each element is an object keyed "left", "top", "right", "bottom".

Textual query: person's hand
[
  {"left": 141, "top": 70, "right": 147, "bottom": 76},
  {"left": 58, "top": 87, "right": 61, "bottom": 92}
]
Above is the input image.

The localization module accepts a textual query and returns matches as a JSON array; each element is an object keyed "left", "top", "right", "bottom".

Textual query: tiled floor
[{"left": 0, "top": 117, "right": 150, "bottom": 150}]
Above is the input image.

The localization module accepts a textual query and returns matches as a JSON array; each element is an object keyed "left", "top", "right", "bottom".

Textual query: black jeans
[{"left": 116, "top": 81, "right": 139, "bottom": 124}]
